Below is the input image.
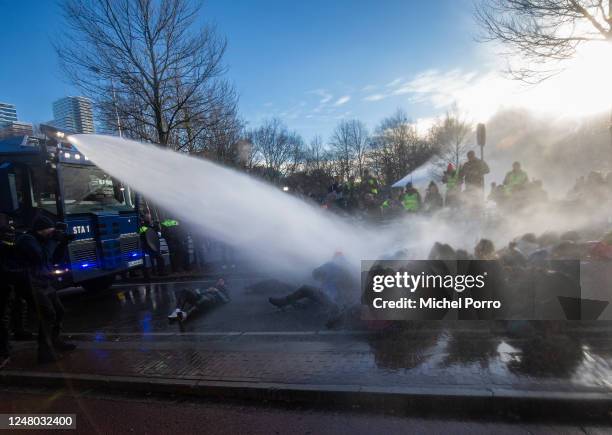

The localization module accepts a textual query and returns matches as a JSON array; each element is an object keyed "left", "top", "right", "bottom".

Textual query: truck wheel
[{"left": 81, "top": 275, "right": 116, "bottom": 292}]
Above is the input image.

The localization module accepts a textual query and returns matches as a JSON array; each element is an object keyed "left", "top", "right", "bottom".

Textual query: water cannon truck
[{"left": 0, "top": 125, "right": 143, "bottom": 291}]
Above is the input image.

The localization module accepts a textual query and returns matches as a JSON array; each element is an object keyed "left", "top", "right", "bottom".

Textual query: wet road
[
  {"left": 5, "top": 275, "right": 612, "bottom": 429},
  {"left": 44, "top": 278, "right": 612, "bottom": 391},
  {"left": 57, "top": 277, "right": 334, "bottom": 334}
]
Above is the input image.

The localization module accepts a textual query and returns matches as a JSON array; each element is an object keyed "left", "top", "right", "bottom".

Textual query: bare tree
[
  {"left": 176, "top": 82, "right": 244, "bottom": 165},
  {"left": 304, "top": 135, "right": 326, "bottom": 173},
  {"left": 430, "top": 106, "right": 472, "bottom": 176},
  {"left": 55, "top": 0, "right": 234, "bottom": 148},
  {"left": 247, "top": 118, "right": 304, "bottom": 179},
  {"left": 370, "top": 109, "right": 434, "bottom": 185},
  {"left": 475, "top": 0, "right": 612, "bottom": 83},
  {"left": 329, "top": 119, "right": 369, "bottom": 180}
]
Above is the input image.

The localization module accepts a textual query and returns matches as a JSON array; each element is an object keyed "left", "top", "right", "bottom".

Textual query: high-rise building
[
  {"left": 52, "top": 96, "right": 95, "bottom": 134},
  {"left": 0, "top": 102, "right": 18, "bottom": 128}
]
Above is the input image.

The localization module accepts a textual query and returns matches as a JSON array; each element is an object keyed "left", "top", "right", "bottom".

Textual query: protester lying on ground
[
  {"left": 268, "top": 252, "right": 357, "bottom": 319},
  {"left": 168, "top": 278, "right": 230, "bottom": 322}
]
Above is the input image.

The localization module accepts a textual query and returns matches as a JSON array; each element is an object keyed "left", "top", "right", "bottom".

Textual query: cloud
[
  {"left": 365, "top": 41, "right": 612, "bottom": 122},
  {"left": 386, "top": 77, "right": 403, "bottom": 87},
  {"left": 309, "top": 88, "right": 333, "bottom": 104},
  {"left": 364, "top": 93, "right": 386, "bottom": 102},
  {"left": 393, "top": 69, "right": 482, "bottom": 109},
  {"left": 334, "top": 95, "right": 351, "bottom": 106},
  {"left": 361, "top": 84, "right": 377, "bottom": 92}
]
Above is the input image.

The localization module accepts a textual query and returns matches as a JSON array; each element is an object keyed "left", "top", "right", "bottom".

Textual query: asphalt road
[
  {"left": 56, "top": 277, "right": 336, "bottom": 335},
  {"left": 6, "top": 278, "right": 612, "bottom": 431},
  {"left": 2, "top": 387, "right": 610, "bottom": 435}
]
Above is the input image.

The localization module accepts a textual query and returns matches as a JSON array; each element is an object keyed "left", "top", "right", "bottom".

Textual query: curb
[{"left": 2, "top": 370, "right": 612, "bottom": 417}]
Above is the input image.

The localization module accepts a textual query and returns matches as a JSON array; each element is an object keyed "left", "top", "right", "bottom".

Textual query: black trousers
[
  {"left": 283, "top": 285, "right": 335, "bottom": 308},
  {"left": 31, "top": 286, "right": 65, "bottom": 350},
  {"left": 0, "top": 271, "right": 30, "bottom": 356},
  {"left": 10, "top": 296, "right": 28, "bottom": 333},
  {"left": 0, "top": 283, "right": 10, "bottom": 357}
]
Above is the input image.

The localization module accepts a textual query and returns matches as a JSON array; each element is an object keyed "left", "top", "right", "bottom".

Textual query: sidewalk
[{"left": 3, "top": 328, "right": 612, "bottom": 415}]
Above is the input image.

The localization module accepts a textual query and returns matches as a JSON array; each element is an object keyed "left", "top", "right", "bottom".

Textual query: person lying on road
[{"left": 168, "top": 278, "right": 230, "bottom": 322}]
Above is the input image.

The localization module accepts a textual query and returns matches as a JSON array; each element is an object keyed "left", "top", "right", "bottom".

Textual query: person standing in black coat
[
  {"left": 15, "top": 216, "right": 76, "bottom": 363},
  {"left": 423, "top": 181, "right": 444, "bottom": 214}
]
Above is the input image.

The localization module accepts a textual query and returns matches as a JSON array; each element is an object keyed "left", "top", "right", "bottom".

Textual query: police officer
[
  {"left": 15, "top": 216, "right": 76, "bottom": 363},
  {"left": 0, "top": 213, "right": 31, "bottom": 368},
  {"left": 0, "top": 213, "right": 15, "bottom": 366},
  {"left": 160, "top": 217, "right": 184, "bottom": 273},
  {"left": 139, "top": 213, "right": 165, "bottom": 277},
  {"left": 401, "top": 183, "right": 422, "bottom": 213},
  {"left": 503, "top": 161, "right": 529, "bottom": 194},
  {"left": 361, "top": 169, "right": 379, "bottom": 196}
]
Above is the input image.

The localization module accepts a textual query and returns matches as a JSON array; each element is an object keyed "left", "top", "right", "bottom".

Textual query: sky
[{"left": 1, "top": 0, "right": 610, "bottom": 142}]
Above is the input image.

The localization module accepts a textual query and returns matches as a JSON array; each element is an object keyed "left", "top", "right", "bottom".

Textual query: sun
[{"left": 529, "top": 41, "right": 612, "bottom": 118}]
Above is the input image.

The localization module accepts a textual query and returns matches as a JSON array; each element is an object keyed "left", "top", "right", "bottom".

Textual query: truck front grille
[
  {"left": 69, "top": 240, "right": 98, "bottom": 267},
  {"left": 120, "top": 233, "right": 141, "bottom": 260}
]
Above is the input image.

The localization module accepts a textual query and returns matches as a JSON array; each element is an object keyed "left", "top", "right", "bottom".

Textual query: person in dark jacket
[
  {"left": 0, "top": 214, "right": 15, "bottom": 367},
  {"left": 168, "top": 278, "right": 230, "bottom": 323},
  {"left": 459, "top": 150, "right": 489, "bottom": 208},
  {"left": 459, "top": 151, "right": 490, "bottom": 191},
  {"left": 423, "top": 181, "right": 443, "bottom": 213},
  {"left": 0, "top": 213, "right": 34, "bottom": 368},
  {"left": 269, "top": 253, "right": 357, "bottom": 324},
  {"left": 139, "top": 212, "right": 165, "bottom": 277},
  {"left": 15, "top": 216, "right": 76, "bottom": 363}
]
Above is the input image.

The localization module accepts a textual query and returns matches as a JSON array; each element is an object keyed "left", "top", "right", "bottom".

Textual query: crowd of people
[
  {"left": 266, "top": 223, "right": 612, "bottom": 329},
  {"left": 306, "top": 150, "right": 580, "bottom": 220},
  {"left": 568, "top": 170, "right": 612, "bottom": 204},
  {"left": 309, "top": 150, "right": 495, "bottom": 220}
]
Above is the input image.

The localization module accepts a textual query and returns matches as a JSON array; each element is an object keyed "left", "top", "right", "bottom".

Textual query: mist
[
  {"left": 70, "top": 134, "right": 610, "bottom": 295},
  {"left": 479, "top": 108, "right": 611, "bottom": 197}
]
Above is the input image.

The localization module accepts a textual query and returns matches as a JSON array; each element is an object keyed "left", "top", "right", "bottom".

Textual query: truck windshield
[{"left": 60, "top": 164, "right": 134, "bottom": 214}]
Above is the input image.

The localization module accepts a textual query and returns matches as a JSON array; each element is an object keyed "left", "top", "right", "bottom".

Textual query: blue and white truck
[{"left": 0, "top": 125, "right": 142, "bottom": 291}]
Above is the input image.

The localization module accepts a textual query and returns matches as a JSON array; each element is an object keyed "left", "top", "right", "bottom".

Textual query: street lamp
[{"left": 476, "top": 123, "right": 486, "bottom": 161}]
